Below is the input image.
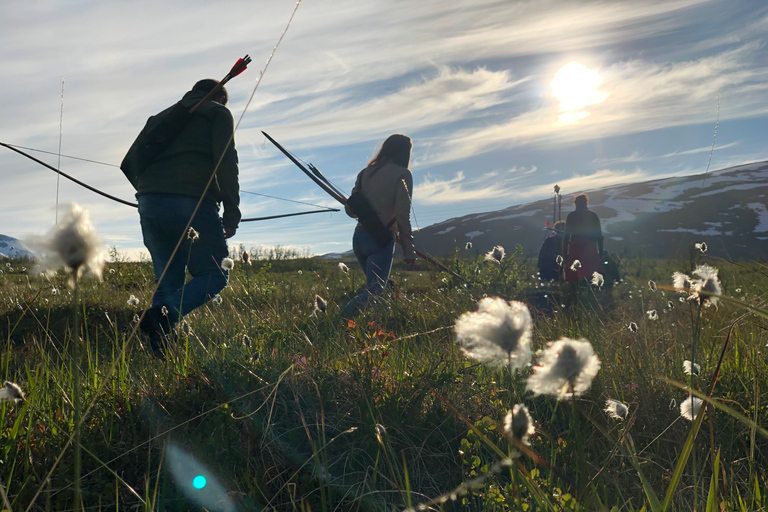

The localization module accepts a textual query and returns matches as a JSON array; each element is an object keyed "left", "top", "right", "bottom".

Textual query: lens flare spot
[{"left": 192, "top": 475, "right": 207, "bottom": 489}]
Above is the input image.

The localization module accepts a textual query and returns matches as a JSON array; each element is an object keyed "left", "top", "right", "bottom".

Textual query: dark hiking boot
[{"left": 138, "top": 306, "right": 174, "bottom": 359}]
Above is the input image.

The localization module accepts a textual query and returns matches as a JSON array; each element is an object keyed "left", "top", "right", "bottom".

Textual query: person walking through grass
[
  {"left": 563, "top": 193, "right": 603, "bottom": 282},
  {"left": 121, "top": 79, "right": 240, "bottom": 356},
  {"left": 341, "top": 134, "right": 415, "bottom": 319}
]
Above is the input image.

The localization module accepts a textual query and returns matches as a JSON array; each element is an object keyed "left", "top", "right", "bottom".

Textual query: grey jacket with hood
[{"left": 345, "top": 161, "right": 415, "bottom": 259}]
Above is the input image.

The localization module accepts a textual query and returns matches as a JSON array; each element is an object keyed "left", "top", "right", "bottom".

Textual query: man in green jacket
[{"left": 122, "top": 79, "right": 240, "bottom": 356}]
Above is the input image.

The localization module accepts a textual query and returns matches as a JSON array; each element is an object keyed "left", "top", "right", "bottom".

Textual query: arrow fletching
[{"left": 228, "top": 55, "right": 252, "bottom": 80}]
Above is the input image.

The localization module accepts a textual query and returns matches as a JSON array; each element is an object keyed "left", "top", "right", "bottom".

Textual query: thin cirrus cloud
[
  {"left": 416, "top": 167, "right": 651, "bottom": 205},
  {"left": 240, "top": 66, "right": 527, "bottom": 149},
  {"left": 424, "top": 43, "right": 768, "bottom": 165}
]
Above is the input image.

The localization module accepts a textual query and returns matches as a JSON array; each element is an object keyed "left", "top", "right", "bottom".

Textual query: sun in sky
[{"left": 551, "top": 62, "right": 607, "bottom": 124}]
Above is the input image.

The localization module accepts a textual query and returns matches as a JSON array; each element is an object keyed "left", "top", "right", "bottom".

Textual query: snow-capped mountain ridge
[{"left": 415, "top": 160, "right": 768, "bottom": 260}]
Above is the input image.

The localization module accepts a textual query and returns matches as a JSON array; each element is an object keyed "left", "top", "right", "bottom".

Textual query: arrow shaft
[{"left": 262, "top": 131, "right": 347, "bottom": 204}]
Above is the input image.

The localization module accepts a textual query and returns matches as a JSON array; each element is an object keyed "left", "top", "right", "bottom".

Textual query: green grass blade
[
  {"left": 661, "top": 399, "right": 707, "bottom": 511},
  {"left": 663, "top": 378, "right": 768, "bottom": 439},
  {"left": 704, "top": 449, "right": 719, "bottom": 512}
]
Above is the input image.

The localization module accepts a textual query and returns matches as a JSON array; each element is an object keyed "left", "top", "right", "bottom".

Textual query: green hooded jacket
[{"left": 122, "top": 89, "right": 241, "bottom": 228}]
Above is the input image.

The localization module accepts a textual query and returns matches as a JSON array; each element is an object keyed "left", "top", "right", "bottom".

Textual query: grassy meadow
[{"left": 0, "top": 246, "right": 766, "bottom": 511}]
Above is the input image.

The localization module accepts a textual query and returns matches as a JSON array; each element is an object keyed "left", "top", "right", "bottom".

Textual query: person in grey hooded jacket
[{"left": 341, "top": 134, "right": 415, "bottom": 318}]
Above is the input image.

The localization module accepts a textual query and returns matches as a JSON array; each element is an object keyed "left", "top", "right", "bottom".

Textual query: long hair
[{"left": 368, "top": 134, "right": 412, "bottom": 169}]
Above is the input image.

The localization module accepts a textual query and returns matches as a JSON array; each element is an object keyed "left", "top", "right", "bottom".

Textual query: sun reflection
[{"left": 552, "top": 62, "right": 607, "bottom": 123}]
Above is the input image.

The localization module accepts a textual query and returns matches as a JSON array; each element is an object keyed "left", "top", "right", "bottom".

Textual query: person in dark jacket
[
  {"left": 563, "top": 193, "right": 603, "bottom": 282},
  {"left": 538, "top": 220, "right": 565, "bottom": 281},
  {"left": 122, "top": 79, "right": 240, "bottom": 355}
]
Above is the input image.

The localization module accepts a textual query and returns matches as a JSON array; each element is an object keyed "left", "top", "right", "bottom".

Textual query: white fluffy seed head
[
  {"left": 454, "top": 298, "right": 532, "bottom": 371},
  {"left": 570, "top": 260, "right": 581, "bottom": 271},
  {"left": 0, "top": 381, "right": 24, "bottom": 402},
  {"left": 221, "top": 257, "right": 234, "bottom": 271},
  {"left": 504, "top": 404, "right": 535, "bottom": 445},
  {"left": 465, "top": 242, "right": 472, "bottom": 250},
  {"left": 27, "top": 203, "right": 105, "bottom": 282},
  {"left": 526, "top": 338, "right": 601, "bottom": 400},
  {"left": 604, "top": 399, "right": 629, "bottom": 420},
  {"left": 647, "top": 310, "right": 658, "bottom": 321},
  {"left": 315, "top": 295, "right": 327, "bottom": 312},
  {"left": 683, "top": 360, "right": 701, "bottom": 376},
  {"left": 648, "top": 280, "right": 657, "bottom": 291},
  {"left": 695, "top": 242, "right": 707, "bottom": 253},
  {"left": 127, "top": 294, "right": 139, "bottom": 307},
  {"left": 628, "top": 322, "right": 638, "bottom": 333},
  {"left": 680, "top": 396, "right": 703, "bottom": 421},
  {"left": 692, "top": 264, "right": 721, "bottom": 308},
  {"left": 672, "top": 272, "right": 693, "bottom": 294},
  {"left": 187, "top": 227, "right": 199, "bottom": 242},
  {"left": 485, "top": 245, "right": 505, "bottom": 264},
  {"left": 212, "top": 295, "right": 223, "bottom": 306},
  {"left": 591, "top": 272, "right": 604, "bottom": 287},
  {"left": 338, "top": 262, "right": 349, "bottom": 273}
]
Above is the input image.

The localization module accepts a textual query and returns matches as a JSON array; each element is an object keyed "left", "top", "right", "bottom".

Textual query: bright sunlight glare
[{"left": 552, "top": 62, "right": 607, "bottom": 123}]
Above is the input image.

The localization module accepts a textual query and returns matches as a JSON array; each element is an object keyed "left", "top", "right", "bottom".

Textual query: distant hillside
[
  {"left": 414, "top": 161, "right": 768, "bottom": 260},
  {"left": 0, "top": 235, "right": 34, "bottom": 259}
]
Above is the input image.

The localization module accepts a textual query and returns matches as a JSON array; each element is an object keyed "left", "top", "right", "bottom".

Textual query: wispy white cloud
[
  {"left": 415, "top": 166, "right": 534, "bottom": 205},
  {"left": 425, "top": 43, "right": 768, "bottom": 164},
  {"left": 661, "top": 141, "right": 740, "bottom": 158}
]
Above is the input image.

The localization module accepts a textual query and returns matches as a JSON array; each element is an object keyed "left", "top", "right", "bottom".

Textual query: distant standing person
[
  {"left": 341, "top": 134, "right": 415, "bottom": 319},
  {"left": 563, "top": 193, "right": 603, "bottom": 281},
  {"left": 121, "top": 79, "right": 240, "bottom": 355},
  {"left": 538, "top": 220, "right": 565, "bottom": 281}
]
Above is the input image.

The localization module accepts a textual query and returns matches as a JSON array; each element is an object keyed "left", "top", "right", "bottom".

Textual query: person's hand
[
  {"left": 224, "top": 226, "right": 237, "bottom": 239},
  {"left": 404, "top": 258, "right": 416, "bottom": 267}
]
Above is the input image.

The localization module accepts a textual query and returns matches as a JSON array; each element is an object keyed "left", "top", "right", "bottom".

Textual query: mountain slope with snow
[
  {"left": 415, "top": 161, "right": 768, "bottom": 260},
  {"left": 0, "top": 235, "right": 34, "bottom": 259}
]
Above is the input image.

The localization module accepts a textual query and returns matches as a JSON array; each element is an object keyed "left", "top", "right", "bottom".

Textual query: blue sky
[{"left": 1, "top": 0, "right": 767, "bottom": 258}]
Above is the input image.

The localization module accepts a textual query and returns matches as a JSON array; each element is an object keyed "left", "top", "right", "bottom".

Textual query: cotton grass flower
[
  {"left": 683, "top": 360, "right": 700, "bottom": 376},
  {"left": 628, "top": 322, "right": 638, "bottom": 333},
  {"left": 27, "top": 203, "right": 105, "bottom": 284},
  {"left": 485, "top": 245, "right": 505, "bottom": 264},
  {"left": 504, "top": 404, "right": 535, "bottom": 445},
  {"left": 570, "top": 260, "right": 581, "bottom": 271},
  {"left": 648, "top": 280, "right": 657, "bottom": 292},
  {"left": 604, "top": 399, "right": 629, "bottom": 420},
  {"left": 465, "top": 242, "right": 472, "bottom": 250},
  {"left": 591, "top": 272, "right": 604, "bottom": 288},
  {"left": 680, "top": 396, "right": 703, "bottom": 421},
  {"left": 646, "top": 310, "right": 658, "bottom": 321},
  {"left": 241, "top": 251, "right": 250, "bottom": 265},
  {"left": 672, "top": 272, "right": 693, "bottom": 294},
  {"left": 338, "top": 262, "right": 349, "bottom": 273},
  {"left": 315, "top": 295, "right": 327, "bottom": 313},
  {"left": 526, "top": 338, "right": 600, "bottom": 399},
  {"left": 454, "top": 298, "right": 532, "bottom": 372},
  {"left": 127, "top": 294, "right": 139, "bottom": 307},
  {"left": 692, "top": 264, "right": 721, "bottom": 308},
  {"left": 221, "top": 257, "right": 234, "bottom": 271},
  {"left": 0, "top": 381, "right": 24, "bottom": 402},
  {"left": 556, "top": 254, "right": 563, "bottom": 266},
  {"left": 695, "top": 242, "right": 707, "bottom": 253},
  {"left": 211, "top": 295, "right": 222, "bottom": 306},
  {"left": 187, "top": 227, "right": 199, "bottom": 241}
]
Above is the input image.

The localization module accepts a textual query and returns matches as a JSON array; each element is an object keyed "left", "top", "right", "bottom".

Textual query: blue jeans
[
  {"left": 138, "top": 195, "right": 229, "bottom": 323},
  {"left": 341, "top": 224, "right": 395, "bottom": 319}
]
